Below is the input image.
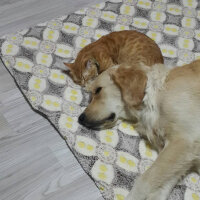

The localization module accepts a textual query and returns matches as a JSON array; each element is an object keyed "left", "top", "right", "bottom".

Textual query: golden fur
[
  {"left": 64, "top": 30, "right": 163, "bottom": 85},
  {"left": 78, "top": 60, "right": 200, "bottom": 200},
  {"left": 112, "top": 64, "right": 148, "bottom": 107}
]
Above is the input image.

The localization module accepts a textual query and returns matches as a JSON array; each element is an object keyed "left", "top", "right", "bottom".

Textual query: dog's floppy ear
[{"left": 112, "top": 66, "right": 147, "bottom": 107}]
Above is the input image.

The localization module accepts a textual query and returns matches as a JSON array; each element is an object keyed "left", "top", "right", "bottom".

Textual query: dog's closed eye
[{"left": 95, "top": 87, "right": 102, "bottom": 94}]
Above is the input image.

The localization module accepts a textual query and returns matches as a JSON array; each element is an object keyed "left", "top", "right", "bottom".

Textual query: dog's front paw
[
  {"left": 125, "top": 178, "right": 150, "bottom": 200},
  {"left": 125, "top": 190, "right": 146, "bottom": 200},
  {"left": 125, "top": 193, "right": 134, "bottom": 200}
]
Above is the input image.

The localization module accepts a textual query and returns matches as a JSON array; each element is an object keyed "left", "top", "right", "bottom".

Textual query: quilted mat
[{"left": 1, "top": 0, "right": 200, "bottom": 199}]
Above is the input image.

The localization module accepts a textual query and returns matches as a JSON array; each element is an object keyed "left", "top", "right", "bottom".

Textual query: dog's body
[
  {"left": 78, "top": 60, "right": 200, "bottom": 200},
  {"left": 65, "top": 30, "right": 163, "bottom": 85}
]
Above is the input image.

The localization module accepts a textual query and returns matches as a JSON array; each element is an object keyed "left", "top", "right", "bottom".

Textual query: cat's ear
[
  {"left": 64, "top": 62, "right": 74, "bottom": 70},
  {"left": 82, "top": 58, "right": 100, "bottom": 82},
  {"left": 86, "top": 58, "right": 100, "bottom": 72}
]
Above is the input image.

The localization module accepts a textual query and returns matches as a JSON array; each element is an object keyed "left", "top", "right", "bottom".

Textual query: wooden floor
[{"left": 0, "top": 1, "right": 105, "bottom": 200}]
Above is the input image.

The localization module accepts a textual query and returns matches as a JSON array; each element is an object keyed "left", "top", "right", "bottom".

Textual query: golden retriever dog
[
  {"left": 64, "top": 30, "right": 163, "bottom": 85},
  {"left": 78, "top": 60, "right": 200, "bottom": 200}
]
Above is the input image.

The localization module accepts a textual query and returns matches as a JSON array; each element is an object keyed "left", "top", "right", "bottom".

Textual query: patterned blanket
[{"left": 1, "top": 0, "right": 200, "bottom": 199}]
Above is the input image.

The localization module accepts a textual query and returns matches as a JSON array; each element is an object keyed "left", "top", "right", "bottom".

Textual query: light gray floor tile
[{"left": 0, "top": 1, "right": 105, "bottom": 199}]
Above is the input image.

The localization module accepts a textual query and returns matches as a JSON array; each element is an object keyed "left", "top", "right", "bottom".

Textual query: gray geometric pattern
[{"left": 0, "top": 0, "right": 200, "bottom": 199}]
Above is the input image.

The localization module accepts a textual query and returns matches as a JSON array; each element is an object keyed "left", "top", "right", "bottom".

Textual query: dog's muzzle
[{"left": 78, "top": 112, "right": 116, "bottom": 130}]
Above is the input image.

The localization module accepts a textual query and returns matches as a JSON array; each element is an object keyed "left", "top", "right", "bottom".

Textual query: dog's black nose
[
  {"left": 107, "top": 113, "right": 116, "bottom": 121},
  {"left": 78, "top": 113, "right": 86, "bottom": 125}
]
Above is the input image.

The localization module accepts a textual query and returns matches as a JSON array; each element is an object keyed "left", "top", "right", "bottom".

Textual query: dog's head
[{"left": 78, "top": 64, "right": 148, "bottom": 130}]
